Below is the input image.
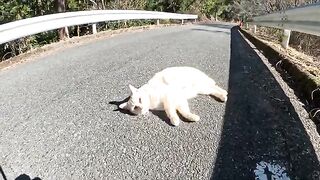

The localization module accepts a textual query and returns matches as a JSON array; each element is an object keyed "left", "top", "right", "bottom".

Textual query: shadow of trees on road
[
  {"left": 210, "top": 26, "right": 320, "bottom": 179},
  {"left": 191, "top": 28, "right": 230, "bottom": 35},
  {"left": 197, "top": 23, "right": 235, "bottom": 30}
]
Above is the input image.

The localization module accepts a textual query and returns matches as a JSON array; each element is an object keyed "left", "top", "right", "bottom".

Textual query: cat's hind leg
[
  {"left": 177, "top": 100, "right": 200, "bottom": 122},
  {"left": 198, "top": 81, "right": 228, "bottom": 102},
  {"left": 164, "top": 96, "right": 181, "bottom": 126},
  {"left": 210, "top": 85, "right": 228, "bottom": 102}
]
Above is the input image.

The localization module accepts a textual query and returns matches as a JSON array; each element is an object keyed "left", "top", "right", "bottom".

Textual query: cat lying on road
[{"left": 119, "top": 66, "right": 228, "bottom": 126}]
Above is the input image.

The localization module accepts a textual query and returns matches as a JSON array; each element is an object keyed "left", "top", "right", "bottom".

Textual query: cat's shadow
[
  {"left": 109, "top": 96, "right": 136, "bottom": 116},
  {"left": 109, "top": 97, "right": 193, "bottom": 126},
  {"left": 150, "top": 110, "right": 196, "bottom": 126},
  {"left": 149, "top": 110, "right": 173, "bottom": 126}
]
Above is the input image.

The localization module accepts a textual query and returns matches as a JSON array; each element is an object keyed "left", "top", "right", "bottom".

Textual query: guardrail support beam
[
  {"left": 253, "top": 25, "right": 257, "bottom": 34},
  {"left": 65, "top": 27, "right": 70, "bottom": 38},
  {"left": 92, "top": 23, "right": 97, "bottom": 34},
  {"left": 281, "top": 29, "right": 291, "bottom": 49},
  {"left": 157, "top": 19, "right": 160, "bottom": 26}
]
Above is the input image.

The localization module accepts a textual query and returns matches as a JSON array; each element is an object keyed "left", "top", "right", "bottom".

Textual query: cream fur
[{"left": 119, "top": 66, "right": 228, "bottom": 126}]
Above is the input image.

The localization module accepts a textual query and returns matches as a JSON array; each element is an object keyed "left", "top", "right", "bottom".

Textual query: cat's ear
[
  {"left": 129, "top": 84, "right": 138, "bottom": 93},
  {"left": 119, "top": 102, "right": 128, "bottom": 109}
]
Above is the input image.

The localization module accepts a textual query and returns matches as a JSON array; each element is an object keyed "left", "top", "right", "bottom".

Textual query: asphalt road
[{"left": 1, "top": 23, "right": 319, "bottom": 180}]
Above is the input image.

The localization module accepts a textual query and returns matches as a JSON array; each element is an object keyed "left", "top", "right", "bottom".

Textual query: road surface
[{"left": 1, "top": 23, "right": 319, "bottom": 179}]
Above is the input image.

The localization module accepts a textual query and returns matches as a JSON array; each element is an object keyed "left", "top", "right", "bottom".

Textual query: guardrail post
[
  {"left": 157, "top": 19, "right": 160, "bottom": 26},
  {"left": 181, "top": 19, "right": 184, "bottom": 25},
  {"left": 281, "top": 29, "right": 291, "bottom": 49},
  {"left": 253, "top": 25, "right": 257, "bottom": 33},
  {"left": 65, "top": 27, "right": 70, "bottom": 38},
  {"left": 92, "top": 23, "right": 97, "bottom": 34}
]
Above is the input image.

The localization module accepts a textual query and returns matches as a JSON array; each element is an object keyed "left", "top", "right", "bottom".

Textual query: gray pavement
[{"left": 0, "top": 23, "right": 319, "bottom": 180}]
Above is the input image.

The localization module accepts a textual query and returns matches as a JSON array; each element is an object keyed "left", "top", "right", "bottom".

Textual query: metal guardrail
[
  {"left": 0, "top": 10, "right": 198, "bottom": 44},
  {"left": 246, "top": 2, "right": 320, "bottom": 48},
  {"left": 247, "top": 3, "right": 320, "bottom": 36}
]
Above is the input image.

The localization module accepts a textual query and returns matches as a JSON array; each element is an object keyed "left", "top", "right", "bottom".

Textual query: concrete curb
[{"left": 239, "top": 27, "right": 320, "bottom": 108}]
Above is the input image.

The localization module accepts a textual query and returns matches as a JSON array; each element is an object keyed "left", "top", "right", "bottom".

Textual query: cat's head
[{"left": 119, "top": 84, "right": 148, "bottom": 115}]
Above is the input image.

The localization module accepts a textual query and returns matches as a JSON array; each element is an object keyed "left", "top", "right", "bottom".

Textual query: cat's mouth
[
  {"left": 133, "top": 106, "right": 142, "bottom": 111},
  {"left": 131, "top": 106, "right": 143, "bottom": 115}
]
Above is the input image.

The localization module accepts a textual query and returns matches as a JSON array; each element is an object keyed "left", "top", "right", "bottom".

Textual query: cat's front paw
[{"left": 170, "top": 118, "right": 180, "bottom": 126}]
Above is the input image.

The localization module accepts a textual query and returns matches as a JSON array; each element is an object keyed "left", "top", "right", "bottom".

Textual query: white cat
[{"left": 119, "top": 66, "right": 228, "bottom": 126}]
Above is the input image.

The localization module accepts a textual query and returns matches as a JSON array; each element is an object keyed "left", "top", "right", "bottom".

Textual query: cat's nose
[{"left": 133, "top": 106, "right": 142, "bottom": 111}]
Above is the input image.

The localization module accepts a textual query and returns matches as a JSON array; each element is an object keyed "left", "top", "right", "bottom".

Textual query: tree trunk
[
  {"left": 56, "top": 0, "right": 68, "bottom": 40},
  {"left": 101, "top": 0, "right": 106, "bottom": 9},
  {"left": 36, "top": 0, "right": 42, "bottom": 16}
]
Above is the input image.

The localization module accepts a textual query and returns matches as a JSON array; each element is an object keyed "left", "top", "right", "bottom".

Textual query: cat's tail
[{"left": 210, "top": 85, "right": 228, "bottom": 102}]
